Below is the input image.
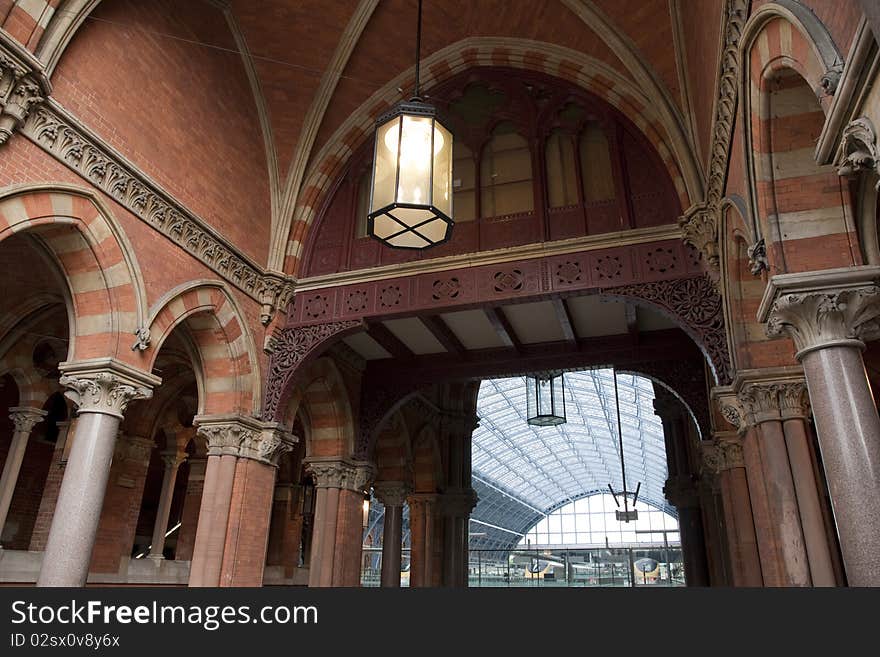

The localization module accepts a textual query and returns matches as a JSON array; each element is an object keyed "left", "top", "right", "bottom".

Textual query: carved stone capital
[
  {"left": 0, "top": 37, "right": 49, "bottom": 145},
  {"left": 160, "top": 449, "right": 188, "bottom": 471},
  {"left": 436, "top": 488, "right": 479, "bottom": 517},
  {"left": 760, "top": 268, "right": 880, "bottom": 358},
  {"left": 59, "top": 359, "right": 158, "bottom": 419},
  {"left": 373, "top": 481, "right": 412, "bottom": 508},
  {"left": 240, "top": 423, "right": 298, "bottom": 467},
  {"left": 195, "top": 416, "right": 254, "bottom": 457},
  {"left": 835, "top": 117, "right": 879, "bottom": 180},
  {"left": 8, "top": 406, "right": 47, "bottom": 433},
  {"left": 714, "top": 371, "right": 810, "bottom": 431},
  {"left": 258, "top": 273, "right": 295, "bottom": 326},
  {"left": 664, "top": 476, "right": 699, "bottom": 508},
  {"left": 678, "top": 203, "right": 719, "bottom": 271},
  {"left": 305, "top": 458, "right": 375, "bottom": 492}
]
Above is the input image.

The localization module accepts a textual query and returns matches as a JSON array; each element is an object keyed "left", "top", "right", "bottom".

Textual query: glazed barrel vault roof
[{"left": 470, "top": 370, "right": 671, "bottom": 550}]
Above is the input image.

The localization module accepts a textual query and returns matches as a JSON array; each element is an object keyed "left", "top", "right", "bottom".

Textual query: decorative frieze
[
  {"left": 59, "top": 359, "right": 158, "bottom": 419},
  {"left": 305, "top": 458, "right": 375, "bottom": 492},
  {"left": 20, "top": 101, "right": 293, "bottom": 321},
  {"left": 8, "top": 406, "right": 47, "bottom": 434},
  {"left": 678, "top": 0, "right": 749, "bottom": 270}
]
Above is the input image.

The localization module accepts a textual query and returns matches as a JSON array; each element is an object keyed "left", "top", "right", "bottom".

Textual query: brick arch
[
  {"left": 282, "top": 37, "right": 700, "bottom": 275},
  {"left": 741, "top": 7, "right": 855, "bottom": 275},
  {"left": 145, "top": 282, "right": 259, "bottom": 417},
  {"left": 411, "top": 425, "right": 442, "bottom": 494},
  {"left": 283, "top": 357, "right": 355, "bottom": 459},
  {"left": 0, "top": 185, "right": 146, "bottom": 365},
  {"left": 0, "top": 0, "right": 61, "bottom": 53},
  {"left": 373, "top": 410, "right": 411, "bottom": 485}
]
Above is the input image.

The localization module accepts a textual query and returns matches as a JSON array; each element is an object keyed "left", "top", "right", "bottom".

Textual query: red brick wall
[{"left": 49, "top": 0, "right": 271, "bottom": 264}]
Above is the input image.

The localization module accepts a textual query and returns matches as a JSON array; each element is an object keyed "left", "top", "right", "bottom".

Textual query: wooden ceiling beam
[
  {"left": 553, "top": 298, "right": 577, "bottom": 345},
  {"left": 366, "top": 322, "right": 414, "bottom": 360},
  {"left": 483, "top": 306, "right": 522, "bottom": 353},
  {"left": 420, "top": 315, "right": 468, "bottom": 359}
]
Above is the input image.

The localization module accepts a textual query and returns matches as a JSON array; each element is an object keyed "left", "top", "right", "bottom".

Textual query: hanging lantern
[
  {"left": 526, "top": 372, "right": 567, "bottom": 426},
  {"left": 367, "top": 0, "right": 454, "bottom": 249}
]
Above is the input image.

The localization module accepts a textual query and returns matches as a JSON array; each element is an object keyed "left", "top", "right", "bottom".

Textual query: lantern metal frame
[
  {"left": 525, "top": 371, "right": 567, "bottom": 427},
  {"left": 366, "top": 0, "right": 454, "bottom": 250}
]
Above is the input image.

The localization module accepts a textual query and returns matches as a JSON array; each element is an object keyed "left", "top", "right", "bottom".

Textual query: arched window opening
[
  {"left": 480, "top": 122, "right": 534, "bottom": 218},
  {"left": 579, "top": 121, "right": 616, "bottom": 203},
  {"left": 452, "top": 142, "right": 476, "bottom": 222},
  {"left": 354, "top": 171, "right": 372, "bottom": 239},
  {"left": 545, "top": 129, "right": 579, "bottom": 208}
]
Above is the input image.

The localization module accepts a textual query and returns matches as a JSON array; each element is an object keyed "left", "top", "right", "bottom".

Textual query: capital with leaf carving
[
  {"left": 759, "top": 267, "right": 880, "bottom": 359},
  {"left": 305, "top": 457, "right": 375, "bottom": 493},
  {"left": 8, "top": 406, "right": 47, "bottom": 434},
  {"left": 59, "top": 358, "right": 159, "bottom": 419},
  {"left": 373, "top": 481, "right": 412, "bottom": 508}
]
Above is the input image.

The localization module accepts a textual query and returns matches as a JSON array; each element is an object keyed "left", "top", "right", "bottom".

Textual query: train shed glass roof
[{"left": 470, "top": 370, "right": 672, "bottom": 550}]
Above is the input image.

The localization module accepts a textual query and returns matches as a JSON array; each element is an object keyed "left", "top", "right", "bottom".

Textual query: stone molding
[
  {"left": 8, "top": 406, "right": 47, "bottom": 433},
  {"left": 59, "top": 358, "right": 159, "bottom": 419},
  {"left": 194, "top": 414, "right": 297, "bottom": 466},
  {"left": 304, "top": 457, "right": 375, "bottom": 492},
  {"left": 372, "top": 481, "right": 412, "bottom": 508},
  {"left": 759, "top": 266, "right": 880, "bottom": 359},
  {"left": 436, "top": 488, "right": 479, "bottom": 517},
  {"left": 678, "top": 0, "right": 749, "bottom": 271},
  {"left": 18, "top": 99, "right": 293, "bottom": 322}
]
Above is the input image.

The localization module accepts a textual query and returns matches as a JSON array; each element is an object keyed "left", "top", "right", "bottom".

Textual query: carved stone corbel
[
  {"left": 678, "top": 204, "right": 719, "bottom": 271},
  {"left": 835, "top": 117, "right": 879, "bottom": 182},
  {"left": 0, "top": 37, "right": 50, "bottom": 146},
  {"left": 746, "top": 238, "right": 768, "bottom": 276}
]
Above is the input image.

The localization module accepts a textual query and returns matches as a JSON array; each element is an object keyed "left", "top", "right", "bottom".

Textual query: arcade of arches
[{"left": 1, "top": 0, "right": 880, "bottom": 588}]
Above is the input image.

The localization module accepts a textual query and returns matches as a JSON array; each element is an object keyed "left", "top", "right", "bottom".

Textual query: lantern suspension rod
[
  {"left": 413, "top": 0, "right": 423, "bottom": 99},
  {"left": 613, "top": 369, "right": 630, "bottom": 515}
]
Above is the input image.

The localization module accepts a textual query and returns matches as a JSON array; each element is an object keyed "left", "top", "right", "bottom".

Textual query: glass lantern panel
[
  {"left": 432, "top": 121, "right": 453, "bottom": 217},
  {"left": 386, "top": 231, "right": 430, "bottom": 249},
  {"left": 372, "top": 213, "right": 403, "bottom": 240},
  {"left": 395, "top": 115, "right": 436, "bottom": 206},
  {"left": 372, "top": 117, "right": 401, "bottom": 212},
  {"left": 418, "top": 217, "right": 449, "bottom": 244}
]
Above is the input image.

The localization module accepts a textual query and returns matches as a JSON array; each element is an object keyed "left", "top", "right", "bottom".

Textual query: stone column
[
  {"left": 664, "top": 476, "right": 710, "bottom": 586},
  {"left": 737, "top": 382, "right": 811, "bottom": 586},
  {"left": 437, "top": 489, "right": 478, "bottom": 587},
  {"left": 374, "top": 481, "right": 410, "bottom": 588},
  {"left": 407, "top": 493, "right": 437, "bottom": 587},
  {"left": 175, "top": 457, "right": 205, "bottom": 561},
  {"left": 760, "top": 267, "right": 880, "bottom": 585},
  {"left": 706, "top": 435, "right": 763, "bottom": 586},
  {"left": 0, "top": 407, "right": 46, "bottom": 544},
  {"left": 37, "top": 361, "right": 157, "bottom": 587},
  {"left": 148, "top": 449, "right": 187, "bottom": 559},
  {"left": 305, "top": 458, "right": 374, "bottom": 588}
]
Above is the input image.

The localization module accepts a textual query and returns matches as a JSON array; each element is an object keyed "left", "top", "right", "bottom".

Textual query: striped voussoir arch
[
  {"left": 373, "top": 411, "right": 411, "bottom": 484},
  {"left": 146, "top": 284, "right": 257, "bottom": 417},
  {"left": 0, "top": 189, "right": 141, "bottom": 363},
  {"left": 744, "top": 13, "right": 855, "bottom": 274},
  {"left": 0, "top": 355, "right": 57, "bottom": 409},
  {"left": 282, "top": 38, "right": 693, "bottom": 275},
  {"left": 1, "top": 0, "right": 59, "bottom": 52},
  {"left": 290, "top": 357, "right": 355, "bottom": 459}
]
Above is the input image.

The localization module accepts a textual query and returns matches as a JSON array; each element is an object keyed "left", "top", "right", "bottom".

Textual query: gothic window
[
  {"left": 545, "top": 128, "right": 579, "bottom": 208},
  {"left": 480, "top": 122, "right": 534, "bottom": 218},
  {"left": 579, "top": 121, "right": 616, "bottom": 203}
]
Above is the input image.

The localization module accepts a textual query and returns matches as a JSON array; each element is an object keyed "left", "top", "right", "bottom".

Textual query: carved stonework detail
[
  {"left": 160, "top": 449, "right": 188, "bottom": 471},
  {"left": 678, "top": 0, "right": 748, "bottom": 271},
  {"left": 835, "top": 117, "right": 879, "bottom": 181},
  {"left": 8, "top": 406, "right": 47, "bottom": 433},
  {"left": 240, "top": 425, "right": 297, "bottom": 466},
  {"left": 600, "top": 276, "right": 732, "bottom": 384},
  {"left": 117, "top": 435, "right": 155, "bottom": 463},
  {"left": 61, "top": 372, "right": 153, "bottom": 418},
  {"left": 778, "top": 381, "right": 810, "bottom": 420},
  {"left": 747, "top": 238, "right": 768, "bottom": 276},
  {"left": 262, "top": 320, "right": 363, "bottom": 421},
  {"left": 715, "top": 436, "right": 744, "bottom": 471},
  {"left": 0, "top": 39, "right": 48, "bottom": 146},
  {"left": 305, "top": 458, "right": 375, "bottom": 492},
  {"left": 131, "top": 327, "right": 151, "bottom": 352},
  {"left": 765, "top": 286, "right": 880, "bottom": 356},
  {"left": 373, "top": 481, "right": 412, "bottom": 507},
  {"left": 20, "top": 102, "right": 292, "bottom": 318},
  {"left": 718, "top": 379, "right": 811, "bottom": 432},
  {"left": 819, "top": 61, "right": 844, "bottom": 96},
  {"left": 197, "top": 422, "right": 253, "bottom": 457}
]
